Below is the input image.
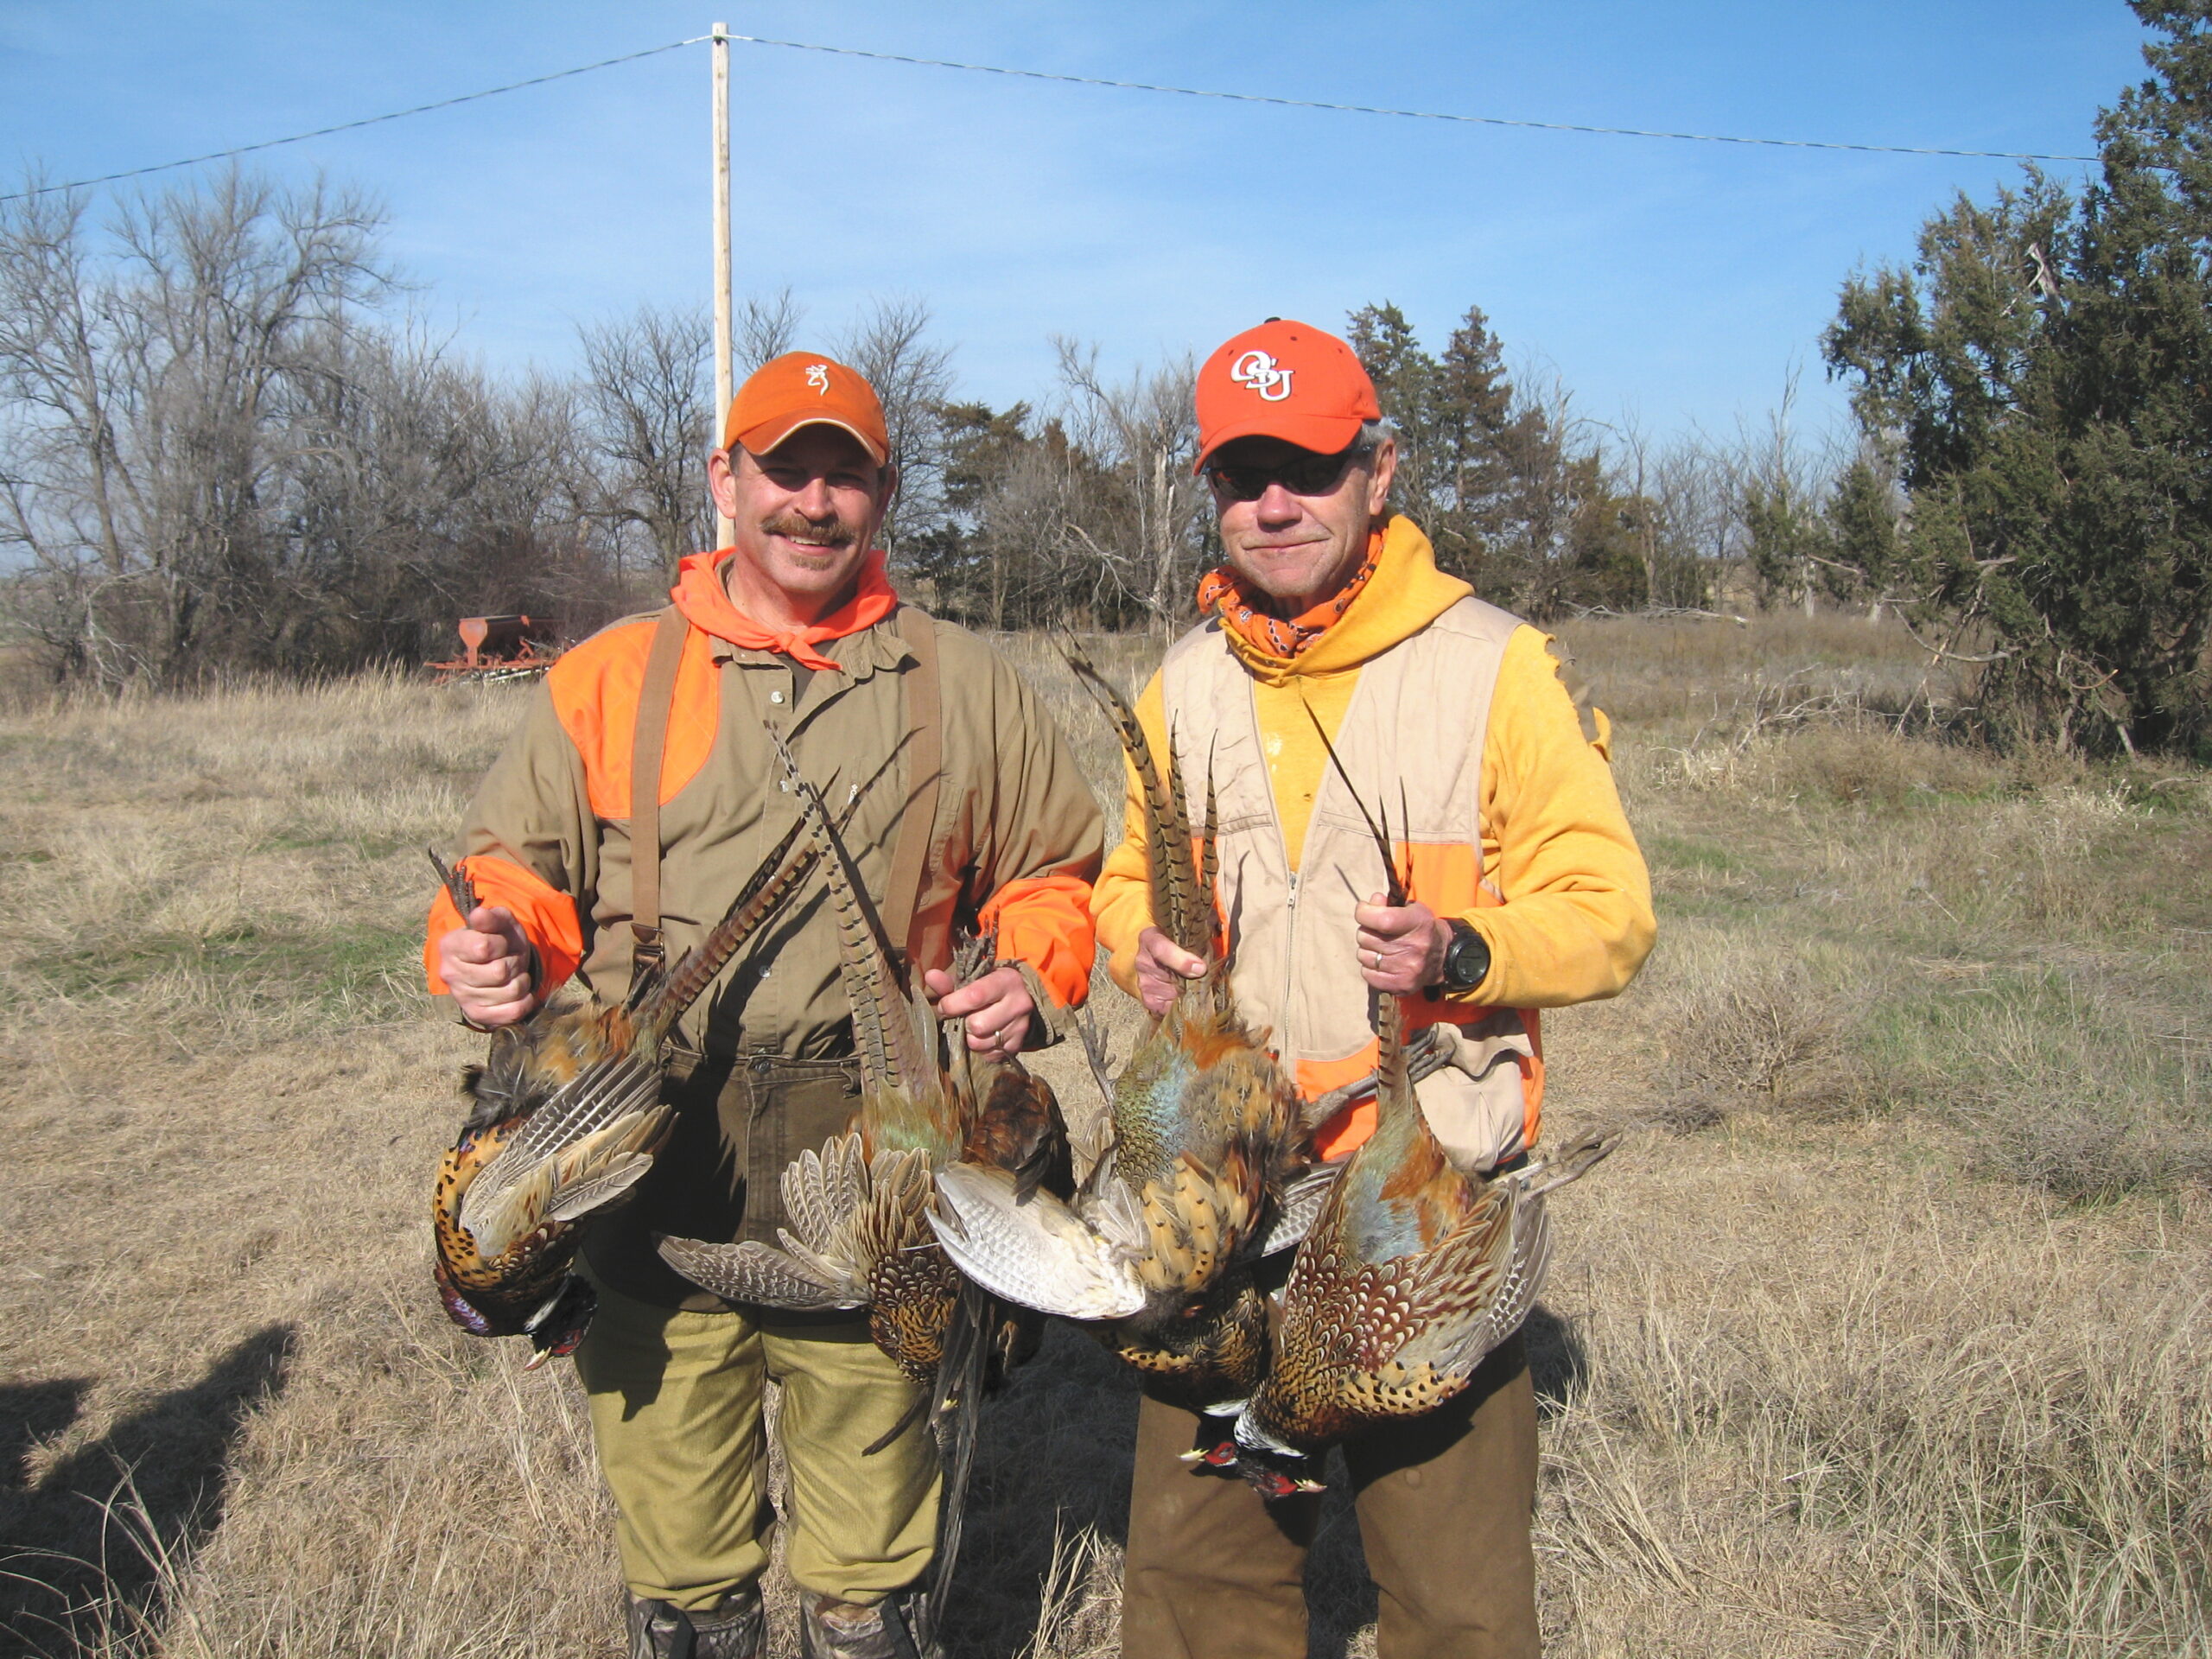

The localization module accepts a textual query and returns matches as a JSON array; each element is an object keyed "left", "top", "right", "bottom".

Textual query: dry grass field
[{"left": 0, "top": 616, "right": 2204, "bottom": 1657}]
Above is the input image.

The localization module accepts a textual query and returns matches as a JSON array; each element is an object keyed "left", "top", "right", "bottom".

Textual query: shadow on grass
[
  {"left": 1524, "top": 1304, "right": 1588, "bottom": 1417},
  {"left": 943, "top": 1319, "right": 1140, "bottom": 1657},
  {"left": 0, "top": 1324, "right": 296, "bottom": 1657},
  {"left": 934, "top": 1305, "right": 1588, "bottom": 1656}
]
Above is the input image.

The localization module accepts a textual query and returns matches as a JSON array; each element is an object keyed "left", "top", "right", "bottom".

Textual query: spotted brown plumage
[
  {"left": 1227, "top": 749, "right": 1616, "bottom": 1496},
  {"left": 428, "top": 822, "right": 818, "bottom": 1360},
  {"left": 929, "top": 637, "right": 1307, "bottom": 1418}
]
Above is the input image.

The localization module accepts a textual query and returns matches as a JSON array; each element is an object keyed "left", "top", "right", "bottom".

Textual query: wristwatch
[{"left": 1433, "top": 919, "right": 1491, "bottom": 995}]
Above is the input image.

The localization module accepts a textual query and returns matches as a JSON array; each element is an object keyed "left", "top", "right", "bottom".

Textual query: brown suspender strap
[
  {"left": 881, "top": 605, "right": 942, "bottom": 964},
  {"left": 628, "top": 604, "right": 690, "bottom": 983}
]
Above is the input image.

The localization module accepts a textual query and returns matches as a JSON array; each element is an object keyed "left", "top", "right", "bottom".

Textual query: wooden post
[{"left": 712, "top": 21, "right": 734, "bottom": 549}]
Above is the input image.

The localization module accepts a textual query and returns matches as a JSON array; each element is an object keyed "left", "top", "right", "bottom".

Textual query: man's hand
[
  {"left": 1352, "top": 895, "right": 1451, "bottom": 996},
  {"left": 1133, "top": 925, "right": 1207, "bottom": 1017},
  {"left": 437, "top": 904, "right": 537, "bottom": 1029},
  {"left": 925, "top": 964, "right": 1036, "bottom": 1063}
]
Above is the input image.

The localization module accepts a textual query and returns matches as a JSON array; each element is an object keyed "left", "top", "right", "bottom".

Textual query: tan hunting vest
[{"left": 1160, "top": 594, "right": 1544, "bottom": 1172}]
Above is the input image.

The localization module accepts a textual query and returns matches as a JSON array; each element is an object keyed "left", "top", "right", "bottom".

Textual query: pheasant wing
[
  {"left": 1255, "top": 1160, "right": 1344, "bottom": 1257},
  {"left": 469, "top": 1048, "right": 664, "bottom": 1211},
  {"left": 657, "top": 1235, "right": 862, "bottom": 1310},
  {"left": 780, "top": 1135, "right": 871, "bottom": 1255},
  {"left": 461, "top": 1103, "right": 671, "bottom": 1259},
  {"left": 929, "top": 1163, "right": 1147, "bottom": 1320}
]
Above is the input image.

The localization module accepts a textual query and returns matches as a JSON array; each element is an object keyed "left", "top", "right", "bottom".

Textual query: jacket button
[
  {"left": 769, "top": 690, "right": 786, "bottom": 704},
  {"left": 749, "top": 1056, "right": 772, "bottom": 1077}
]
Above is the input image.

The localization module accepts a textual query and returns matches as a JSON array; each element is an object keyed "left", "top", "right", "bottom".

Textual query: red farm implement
[{"left": 427, "top": 615, "right": 563, "bottom": 683}]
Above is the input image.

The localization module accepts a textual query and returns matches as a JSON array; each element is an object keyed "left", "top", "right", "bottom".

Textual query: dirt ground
[{"left": 0, "top": 617, "right": 2204, "bottom": 1656}]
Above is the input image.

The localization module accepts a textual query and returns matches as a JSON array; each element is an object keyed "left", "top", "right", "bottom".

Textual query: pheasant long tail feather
[
  {"left": 637, "top": 778, "right": 878, "bottom": 1037},
  {"left": 1198, "top": 766, "right": 1219, "bottom": 956},
  {"left": 1304, "top": 702, "right": 1408, "bottom": 908},
  {"left": 633, "top": 814, "right": 808, "bottom": 1029},
  {"left": 926, "top": 1278, "right": 991, "bottom": 1608},
  {"left": 426, "top": 847, "right": 479, "bottom": 921},
  {"left": 765, "top": 725, "right": 933, "bottom": 1096},
  {"left": 1058, "top": 635, "right": 1209, "bottom": 963}
]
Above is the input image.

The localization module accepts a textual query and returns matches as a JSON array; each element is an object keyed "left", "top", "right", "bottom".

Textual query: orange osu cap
[
  {"left": 1194, "top": 318, "right": 1379, "bottom": 469},
  {"left": 721, "top": 351, "right": 889, "bottom": 464}
]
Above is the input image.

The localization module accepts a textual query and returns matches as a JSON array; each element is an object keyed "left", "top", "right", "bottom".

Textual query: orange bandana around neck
[
  {"left": 1195, "top": 529, "right": 1383, "bottom": 661},
  {"left": 671, "top": 548, "right": 899, "bottom": 671}
]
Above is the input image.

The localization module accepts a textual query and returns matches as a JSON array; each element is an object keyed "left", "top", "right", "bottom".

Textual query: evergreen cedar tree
[{"left": 1822, "top": 0, "right": 2212, "bottom": 760}]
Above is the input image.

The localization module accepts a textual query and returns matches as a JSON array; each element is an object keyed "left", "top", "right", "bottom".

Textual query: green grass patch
[{"left": 34, "top": 919, "right": 423, "bottom": 1020}]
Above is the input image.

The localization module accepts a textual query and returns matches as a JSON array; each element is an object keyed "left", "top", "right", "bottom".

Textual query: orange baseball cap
[
  {"left": 721, "top": 351, "right": 889, "bottom": 464},
  {"left": 1194, "top": 318, "right": 1380, "bottom": 469}
]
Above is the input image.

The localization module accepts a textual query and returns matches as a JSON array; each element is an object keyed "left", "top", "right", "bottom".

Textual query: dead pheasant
[
  {"left": 655, "top": 729, "right": 969, "bottom": 1384},
  {"left": 655, "top": 734, "right": 1076, "bottom": 1609},
  {"left": 1227, "top": 769, "right": 1615, "bottom": 1497},
  {"left": 429, "top": 823, "right": 817, "bottom": 1363},
  {"left": 930, "top": 639, "right": 1306, "bottom": 1415}
]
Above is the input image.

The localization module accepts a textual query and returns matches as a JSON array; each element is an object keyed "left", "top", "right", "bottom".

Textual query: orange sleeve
[
  {"left": 423, "top": 854, "right": 586, "bottom": 996},
  {"left": 980, "top": 873, "right": 1096, "bottom": 1011}
]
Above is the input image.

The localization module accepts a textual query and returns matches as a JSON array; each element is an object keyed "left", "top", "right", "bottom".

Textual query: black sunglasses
[{"left": 1204, "top": 446, "right": 1366, "bottom": 502}]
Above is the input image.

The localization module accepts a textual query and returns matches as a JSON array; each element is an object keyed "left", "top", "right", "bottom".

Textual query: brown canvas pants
[{"left": 1120, "top": 1332, "right": 1540, "bottom": 1659}]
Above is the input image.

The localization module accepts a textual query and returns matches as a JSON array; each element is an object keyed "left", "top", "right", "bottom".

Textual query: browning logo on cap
[{"left": 721, "top": 352, "right": 891, "bottom": 463}]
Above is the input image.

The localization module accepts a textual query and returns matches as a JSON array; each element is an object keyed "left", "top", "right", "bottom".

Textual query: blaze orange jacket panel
[{"left": 426, "top": 607, "right": 1104, "bottom": 1054}]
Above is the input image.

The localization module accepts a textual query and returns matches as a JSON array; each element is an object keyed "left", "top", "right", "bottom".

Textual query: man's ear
[
  {"left": 709, "top": 446, "right": 741, "bottom": 522},
  {"left": 1366, "top": 435, "right": 1398, "bottom": 518},
  {"left": 878, "top": 460, "right": 901, "bottom": 511}
]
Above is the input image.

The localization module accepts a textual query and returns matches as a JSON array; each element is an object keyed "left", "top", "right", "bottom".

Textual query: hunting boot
[
  {"left": 626, "top": 1587, "right": 765, "bottom": 1659},
  {"left": 796, "top": 1588, "right": 937, "bottom": 1659}
]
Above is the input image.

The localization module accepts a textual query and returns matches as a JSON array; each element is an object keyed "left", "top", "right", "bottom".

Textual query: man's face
[
  {"left": 709, "top": 425, "right": 895, "bottom": 615},
  {"left": 1207, "top": 434, "right": 1397, "bottom": 610}
]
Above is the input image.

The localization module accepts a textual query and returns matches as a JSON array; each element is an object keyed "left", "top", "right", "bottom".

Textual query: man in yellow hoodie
[{"left": 1095, "top": 320, "right": 1655, "bottom": 1659}]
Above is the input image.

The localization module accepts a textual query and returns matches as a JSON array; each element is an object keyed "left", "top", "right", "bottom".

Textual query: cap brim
[
  {"left": 1194, "top": 411, "right": 1368, "bottom": 473},
  {"left": 730, "top": 414, "right": 889, "bottom": 467}
]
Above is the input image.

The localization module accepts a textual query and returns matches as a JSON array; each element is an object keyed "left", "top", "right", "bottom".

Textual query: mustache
[{"left": 758, "top": 510, "right": 860, "bottom": 550}]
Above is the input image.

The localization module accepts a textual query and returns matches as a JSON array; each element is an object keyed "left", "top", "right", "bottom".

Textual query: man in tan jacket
[
  {"left": 428, "top": 353, "right": 1103, "bottom": 1659},
  {"left": 1093, "top": 320, "right": 1655, "bottom": 1658}
]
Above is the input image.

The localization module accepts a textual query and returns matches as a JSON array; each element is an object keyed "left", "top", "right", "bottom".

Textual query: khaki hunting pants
[
  {"left": 574, "top": 1280, "right": 940, "bottom": 1616},
  {"left": 1120, "top": 1332, "right": 1540, "bottom": 1659}
]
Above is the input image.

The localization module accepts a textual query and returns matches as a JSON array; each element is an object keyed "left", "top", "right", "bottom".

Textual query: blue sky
[{"left": 0, "top": 3, "right": 2151, "bottom": 446}]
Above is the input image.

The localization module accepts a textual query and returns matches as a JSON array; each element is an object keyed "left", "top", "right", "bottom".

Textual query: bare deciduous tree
[
  {"left": 578, "top": 303, "right": 714, "bottom": 582},
  {"left": 1052, "top": 339, "right": 1205, "bottom": 634},
  {"left": 836, "top": 297, "right": 954, "bottom": 562}
]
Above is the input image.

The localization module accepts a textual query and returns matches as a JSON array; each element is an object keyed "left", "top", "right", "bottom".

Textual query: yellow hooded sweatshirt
[{"left": 1093, "top": 515, "right": 1653, "bottom": 1053}]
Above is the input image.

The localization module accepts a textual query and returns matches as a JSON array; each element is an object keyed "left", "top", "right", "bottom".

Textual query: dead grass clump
[
  {"left": 1968, "top": 1096, "right": 2212, "bottom": 1203},
  {"left": 1759, "top": 725, "right": 2013, "bottom": 809},
  {"left": 1877, "top": 961, "right": 2212, "bottom": 1200},
  {"left": 1635, "top": 934, "right": 1866, "bottom": 1128}
]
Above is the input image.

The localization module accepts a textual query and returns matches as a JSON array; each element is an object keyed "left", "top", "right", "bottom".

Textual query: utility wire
[
  {"left": 721, "top": 33, "right": 2098, "bottom": 163},
  {"left": 2, "top": 27, "right": 2096, "bottom": 207},
  {"left": 0, "top": 35, "right": 712, "bottom": 204}
]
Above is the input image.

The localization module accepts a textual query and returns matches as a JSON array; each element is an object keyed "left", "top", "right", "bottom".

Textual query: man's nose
[
  {"left": 1254, "top": 482, "right": 1304, "bottom": 524},
  {"left": 791, "top": 474, "right": 838, "bottom": 518}
]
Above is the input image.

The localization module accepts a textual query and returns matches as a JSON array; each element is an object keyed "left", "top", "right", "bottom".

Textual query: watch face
[{"left": 1446, "top": 930, "right": 1488, "bottom": 988}]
